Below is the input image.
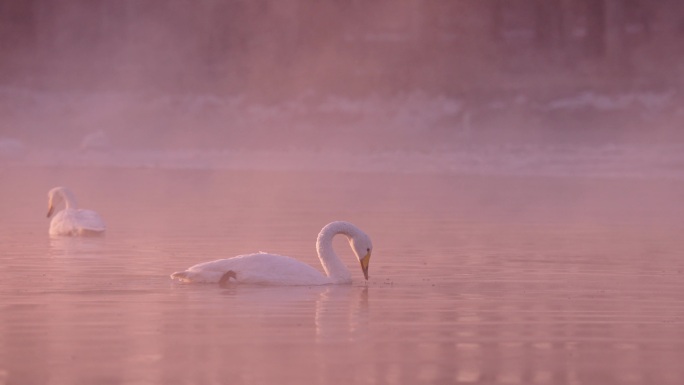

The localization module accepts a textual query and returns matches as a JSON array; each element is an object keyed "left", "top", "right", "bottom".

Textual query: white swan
[
  {"left": 47, "top": 187, "right": 106, "bottom": 236},
  {"left": 170, "top": 221, "right": 373, "bottom": 285}
]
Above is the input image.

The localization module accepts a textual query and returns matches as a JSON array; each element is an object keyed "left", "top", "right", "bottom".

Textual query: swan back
[
  {"left": 173, "top": 253, "right": 331, "bottom": 285},
  {"left": 49, "top": 209, "right": 106, "bottom": 236}
]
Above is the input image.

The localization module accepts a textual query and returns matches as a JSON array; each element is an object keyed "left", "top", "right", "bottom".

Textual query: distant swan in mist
[
  {"left": 47, "top": 187, "right": 106, "bottom": 236},
  {"left": 171, "top": 221, "right": 373, "bottom": 286}
]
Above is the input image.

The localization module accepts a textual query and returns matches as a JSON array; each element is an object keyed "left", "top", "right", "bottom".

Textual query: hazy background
[
  {"left": 0, "top": 0, "right": 683, "bottom": 154},
  {"left": 2, "top": 3, "right": 684, "bottom": 384}
]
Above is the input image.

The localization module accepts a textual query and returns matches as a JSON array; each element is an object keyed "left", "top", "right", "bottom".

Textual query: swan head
[
  {"left": 47, "top": 187, "right": 76, "bottom": 218},
  {"left": 350, "top": 232, "right": 373, "bottom": 280}
]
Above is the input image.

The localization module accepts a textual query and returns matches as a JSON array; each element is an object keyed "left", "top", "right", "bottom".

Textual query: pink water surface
[{"left": 1, "top": 166, "right": 683, "bottom": 385}]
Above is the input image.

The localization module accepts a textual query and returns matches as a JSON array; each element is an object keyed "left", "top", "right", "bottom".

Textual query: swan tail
[
  {"left": 170, "top": 271, "right": 195, "bottom": 282},
  {"left": 78, "top": 228, "right": 106, "bottom": 236},
  {"left": 170, "top": 269, "right": 235, "bottom": 284}
]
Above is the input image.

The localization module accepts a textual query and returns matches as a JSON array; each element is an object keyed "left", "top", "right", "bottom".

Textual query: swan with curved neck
[
  {"left": 47, "top": 186, "right": 106, "bottom": 236},
  {"left": 170, "top": 221, "right": 373, "bottom": 285}
]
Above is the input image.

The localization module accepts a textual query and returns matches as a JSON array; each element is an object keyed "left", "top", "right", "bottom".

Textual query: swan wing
[
  {"left": 171, "top": 253, "right": 330, "bottom": 285},
  {"left": 50, "top": 209, "right": 106, "bottom": 236}
]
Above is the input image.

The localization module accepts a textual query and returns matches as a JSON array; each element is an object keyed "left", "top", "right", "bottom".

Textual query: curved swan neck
[
  {"left": 316, "top": 221, "right": 360, "bottom": 283},
  {"left": 51, "top": 187, "right": 78, "bottom": 209}
]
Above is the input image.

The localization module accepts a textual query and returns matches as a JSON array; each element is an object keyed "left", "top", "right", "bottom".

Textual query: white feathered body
[
  {"left": 170, "top": 221, "right": 371, "bottom": 286},
  {"left": 50, "top": 208, "right": 106, "bottom": 236},
  {"left": 171, "top": 252, "right": 342, "bottom": 286}
]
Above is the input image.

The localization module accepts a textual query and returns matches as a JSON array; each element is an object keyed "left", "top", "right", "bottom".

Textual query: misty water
[{"left": 1, "top": 165, "right": 683, "bottom": 385}]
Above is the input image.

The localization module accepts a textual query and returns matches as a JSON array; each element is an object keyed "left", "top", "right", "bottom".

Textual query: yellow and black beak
[
  {"left": 47, "top": 205, "right": 54, "bottom": 218},
  {"left": 359, "top": 252, "right": 371, "bottom": 280}
]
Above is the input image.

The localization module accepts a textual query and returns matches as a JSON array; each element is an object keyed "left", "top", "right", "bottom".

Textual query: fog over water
[{"left": 1, "top": 1, "right": 684, "bottom": 385}]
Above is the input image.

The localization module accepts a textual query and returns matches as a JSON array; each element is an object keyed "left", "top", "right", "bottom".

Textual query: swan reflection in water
[
  {"left": 214, "top": 284, "right": 369, "bottom": 340},
  {"left": 48, "top": 236, "right": 107, "bottom": 258},
  {"left": 314, "top": 286, "right": 369, "bottom": 341}
]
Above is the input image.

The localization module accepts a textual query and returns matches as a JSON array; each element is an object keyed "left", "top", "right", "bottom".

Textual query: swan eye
[{"left": 366, "top": 248, "right": 370, "bottom": 252}]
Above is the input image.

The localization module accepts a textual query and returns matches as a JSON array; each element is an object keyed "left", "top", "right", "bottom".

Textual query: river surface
[{"left": 1, "top": 166, "right": 683, "bottom": 385}]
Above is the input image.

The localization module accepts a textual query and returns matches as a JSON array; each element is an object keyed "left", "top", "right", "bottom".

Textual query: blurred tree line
[{"left": 0, "top": 0, "right": 682, "bottom": 94}]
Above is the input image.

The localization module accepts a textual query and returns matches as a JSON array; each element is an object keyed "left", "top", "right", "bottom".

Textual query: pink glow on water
[{"left": 1, "top": 167, "right": 683, "bottom": 384}]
